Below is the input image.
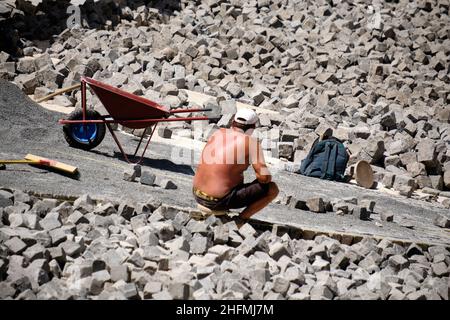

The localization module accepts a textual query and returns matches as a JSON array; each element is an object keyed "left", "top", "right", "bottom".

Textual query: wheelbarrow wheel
[{"left": 63, "top": 109, "right": 106, "bottom": 150}]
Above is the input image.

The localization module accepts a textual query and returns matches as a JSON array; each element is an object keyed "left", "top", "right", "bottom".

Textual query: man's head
[{"left": 232, "top": 109, "right": 258, "bottom": 135}]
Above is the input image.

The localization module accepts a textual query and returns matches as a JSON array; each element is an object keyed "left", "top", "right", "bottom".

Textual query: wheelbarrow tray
[
  {"left": 83, "top": 77, "right": 170, "bottom": 129},
  {"left": 59, "top": 76, "right": 212, "bottom": 163}
]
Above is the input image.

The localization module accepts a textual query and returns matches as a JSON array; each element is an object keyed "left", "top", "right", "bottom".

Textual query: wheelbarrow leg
[
  {"left": 105, "top": 123, "right": 157, "bottom": 165},
  {"left": 133, "top": 127, "right": 149, "bottom": 157},
  {"left": 133, "top": 124, "right": 157, "bottom": 158}
]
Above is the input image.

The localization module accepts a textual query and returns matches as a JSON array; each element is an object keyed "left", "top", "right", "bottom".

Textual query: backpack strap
[
  {"left": 327, "top": 142, "right": 338, "bottom": 179},
  {"left": 299, "top": 139, "right": 320, "bottom": 175},
  {"left": 321, "top": 141, "right": 338, "bottom": 180},
  {"left": 320, "top": 142, "right": 332, "bottom": 179},
  {"left": 299, "top": 151, "right": 313, "bottom": 175}
]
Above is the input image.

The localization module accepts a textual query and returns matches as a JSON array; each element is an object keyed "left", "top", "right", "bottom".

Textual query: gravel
[{"left": 2, "top": 189, "right": 448, "bottom": 300}]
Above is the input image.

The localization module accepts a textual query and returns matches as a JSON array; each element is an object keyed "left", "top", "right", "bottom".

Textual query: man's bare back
[
  {"left": 193, "top": 128, "right": 251, "bottom": 197},
  {"left": 193, "top": 109, "right": 278, "bottom": 223}
]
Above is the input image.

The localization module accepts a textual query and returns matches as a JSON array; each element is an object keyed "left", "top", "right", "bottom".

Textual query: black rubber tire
[{"left": 63, "top": 109, "right": 106, "bottom": 150}]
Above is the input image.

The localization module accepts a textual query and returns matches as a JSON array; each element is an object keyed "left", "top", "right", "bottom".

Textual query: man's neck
[{"left": 231, "top": 127, "right": 245, "bottom": 134}]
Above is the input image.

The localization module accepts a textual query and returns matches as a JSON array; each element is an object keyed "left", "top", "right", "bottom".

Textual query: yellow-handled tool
[
  {"left": 1, "top": 159, "right": 52, "bottom": 165},
  {"left": 0, "top": 154, "right": 78, "bottom": 176}
]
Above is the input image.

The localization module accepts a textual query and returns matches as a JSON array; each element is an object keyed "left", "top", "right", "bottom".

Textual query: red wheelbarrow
[{"left": 59, "top": 77, "right": 212, "bottom": 164}]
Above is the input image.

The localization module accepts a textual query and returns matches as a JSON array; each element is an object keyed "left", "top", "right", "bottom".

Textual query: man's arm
[{"left": 249, "top": 137, "right": 272, "bottom": 183}]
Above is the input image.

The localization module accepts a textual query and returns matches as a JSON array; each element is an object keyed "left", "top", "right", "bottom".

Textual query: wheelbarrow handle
[{"left": 170, "top": 107, "right": 212, "bottom": 114}]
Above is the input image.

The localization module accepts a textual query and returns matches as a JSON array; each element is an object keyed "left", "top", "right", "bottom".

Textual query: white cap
[{"left": 234, "top": 108, "right": 258, "bottom": 125}]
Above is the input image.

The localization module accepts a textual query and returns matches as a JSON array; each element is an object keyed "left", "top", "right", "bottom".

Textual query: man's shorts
[{"left": 193, "top": 179, "right": 270, "bottom": 211}]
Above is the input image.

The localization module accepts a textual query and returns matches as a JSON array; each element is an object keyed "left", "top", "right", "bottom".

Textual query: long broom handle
[
  {"left": 35, "top": 83, "right": 81, "bottom": 103},
  {"left": 0, "top": 160, "right": 51, "bottom": 165}
]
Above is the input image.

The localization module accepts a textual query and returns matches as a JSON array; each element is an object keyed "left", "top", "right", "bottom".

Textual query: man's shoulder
[{"left": 207, "top": 127, "right": 225, "bottom": 139}]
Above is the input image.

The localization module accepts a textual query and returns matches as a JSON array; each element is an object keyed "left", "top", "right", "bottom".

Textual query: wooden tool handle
[
  {"left": 0, "top": 159, "right": 50, "bottom": 165},
  {"left": 25, "top": 154, "right": 77, "bottom": 175},
  {"left": 35, "top": 83, "right": 81, "bottom": 103}
]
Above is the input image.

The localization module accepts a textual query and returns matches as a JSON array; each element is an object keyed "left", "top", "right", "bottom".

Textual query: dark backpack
[{"left": 298, "top": 137, "right": 349, "bottom": 182}]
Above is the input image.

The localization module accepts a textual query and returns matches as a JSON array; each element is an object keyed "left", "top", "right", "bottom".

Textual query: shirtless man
[{"left": 193, "top": 109, "right": 279, "bottom": 226}]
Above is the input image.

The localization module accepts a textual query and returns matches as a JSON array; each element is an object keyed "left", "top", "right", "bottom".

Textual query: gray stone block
[
  {"left": 217, "top": 114, "right": 234, "bottom": 127},
  {"left": 8, "top": 214, "right": 26, "bottom": 228},
  {"left": 213, "top": 225, "right": 229, "bottom": 245},
  {"left": 25, "top": 259, "right": 50, "bottom": 289},
  {"left": 226, "top": 82, "right": 242, "bottom": 98},
  {"left": 123, "top": 168, "right": 137, "bottom": 182},
  {"left": 380, "top": 111, "right": 397, "bottom": 130},
  {"left": 272, "top": 276, "right": 290, "bottom": 295},
  {"left": 284, "top": 163, "right": 301, "bottom": 173},
  {"left": 429, "top": 175, "right": 443, "bottom": 191},
  {"left": 417, "top": 139, "right": 436, "bottom": 167},
  {"left": 219, "top": 100, "right": 237, "bottom": 114},
  {"left": 275, "top": 135, "right": 293, "bottom": 156},
  {"left": 431, "top": 262, "right": 449, "bottom": 277},
  {"left": 0, "top": 190, "right": 13, "bottom": 208},
  {"left": 90, "top": 270, "right": 111, "bottom": 295},
  {"left": 269, "top": 242, "right": 291, "bottom": 261},
  {"left": 67, "top": 210, "right": 89, "bottom": 224},
  {"left": 312, "top": 256, "right": 330, "bottom": 271},
  {"left": 158, "top": 127, "right": 173, "bottom": 139},
  {"left": 13, "top": 190, "right": 30, "bottom": 204},
  {"left": 388, "top": 255, "right": 410, "bottom": 271},
  {"left": 47, "top": 247, "right": 66, "bottom": 265},
  {"left": 73, "top": 194, "right": 95, "bottom": 211},
  {"left": 405, "top": 244, "right": 423, "bottom": 258},
  {"left": 284, "top": 266, "right": 306, "bottom": 285},
  {"left": 332, "top": 201, "right": 349, "bottom": 215},
  {"left": 117, "top": 281, "right": 140, "bottom": 299},
  {"left": 393, "top": 175, "right": 415, "bottom": 190},
  {"left": 23, "top": 243, "right": 48, "bottom": 262},
  {"left": 5, "top": 237, "right": 27, "bottom": 255},
  {"left": 434, "top": 215, "right": 450, "bottom": 228},
  {"left": 398, "top": 185, "right": 414, "bottom": 198},
  {"left": 382, "top": 172, "right": 395, "bottom": 188},
  {"left": 168, "top": 282, "right": 190, "bottom": 300},
  {"left": 117, "top": 202, "right": 135, "bottom": 220},
  {"left": 359, "top": 199, "right": 376, "bottom": 212},
  {"left": 0, "top": 282, "right": 16, "bottom": 299},
  {"left": 190, "top": 236, "right": 208, "bottom": 254},
  {"left": 310, "top": 284, "right": 334, "bottom": 300},
  {"left": 155, "top": 178, "right": 177, "bottom": 190},
  {"left": 352, "top": 206, "right": 370, "bottom": 220},
  {"left": 238, "top": 223, "right": 257, "bottom": 239},
  {"left": 138, "top": 231, "right": 159, "bottom": 247},
  {"left": 406, "top": 162, "right": 427, "bottom": 177},
  {"left": 143, "top": 281, "right": 162, "bottom": 299},
  {"left": 93, "top": 202, "right": 117, "bottom": 216},
  {"left": 153, "top": 221, "right": 175, "bottom": 241},
  {"left": 140, "top": 170, "right": 156, "bottom": 186},
  {"left": 59, "top": 240, "right": 83, "bottom": 257},
  {"left": 172, "top": 211, "right": 190, "bottom": 231},
  {"left": 380, "top": 211, "right": 394, "bottom": 222},
  {"left": 306, "top": 197, "right": 325, "bottom": 213}
]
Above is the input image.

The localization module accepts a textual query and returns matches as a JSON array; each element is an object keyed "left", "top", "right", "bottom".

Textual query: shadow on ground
[{"left": 89, "top": 149, "right": 195, "bottom": 176}]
